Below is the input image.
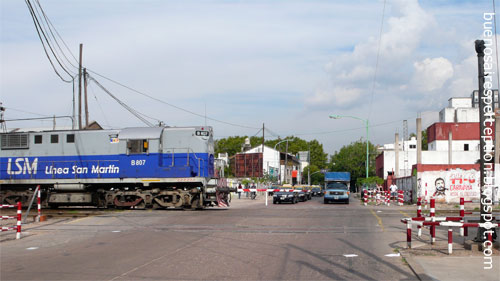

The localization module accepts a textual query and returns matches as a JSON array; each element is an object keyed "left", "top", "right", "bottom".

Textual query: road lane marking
[
  {"left": 385, "top": 253, "right": 400, "bottom": 257},
  {"left": 26, "top": 247, "right": 39, "bottom": 250},
  {"left": 370, "top": 209, "right": 385, "bottom": 232},
  {"left": 343, "top": 254, "right": 358, "bottom": 257},
  {"left": 399, "top": 210, "right": 410, "bottom": 217}
]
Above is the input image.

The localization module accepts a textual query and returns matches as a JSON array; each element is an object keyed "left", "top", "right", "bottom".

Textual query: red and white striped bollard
[
  {"left": 448, "top": 227, "right": 453, "bottom": 254},
  {"left": 16, "top": 202, "right": 22, "bottom": 240},
  {"left": 430, "top": 198, "right": 436, "bottom": 244},
  {"left": 363, "top": 190, "right": 368, "bottom": 206},
  {"left": 417, "top": 197, "right": 422, "bottom": 237},
  {"left": 406, "top": 219, "right": 412, "bottom": 249}
]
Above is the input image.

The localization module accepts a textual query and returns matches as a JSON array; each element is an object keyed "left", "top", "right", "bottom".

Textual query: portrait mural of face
[{"left": 433, "top": 177, "right": 446, "bottom": 197}]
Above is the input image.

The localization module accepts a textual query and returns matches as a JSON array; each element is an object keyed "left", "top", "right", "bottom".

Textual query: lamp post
[
  {"left": 307, "top": 143, "right": 311, "bottom": 186},
  {"left": 274, "top": 139, "right": 290, "bottom": 184},
  {"left": 329, "top": 115, "right": 369, "bottom": 178}
]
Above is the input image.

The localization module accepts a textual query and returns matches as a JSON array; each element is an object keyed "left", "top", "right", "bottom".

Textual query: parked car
[
  {"left": 294, "top": 186, "right": 311, "bottom": 202},
  {"left": 324, "top": 182, "right": 350, "bottom": 204},
  {"left": 273, "top": 189, "right": 298, "bottom": 204},
  {"left": 311, "top": 187, "right": 322, "bottom": 197}
]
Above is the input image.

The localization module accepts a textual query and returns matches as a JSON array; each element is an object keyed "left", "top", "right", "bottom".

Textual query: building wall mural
[{"left": 417, "top": 168, "right": 479, "bottom": 203}]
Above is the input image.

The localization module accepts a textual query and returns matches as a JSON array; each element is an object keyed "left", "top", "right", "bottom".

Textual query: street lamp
[
  {"left": 274, "top": 139, "right": 290, "bottom": 184},
  {"left": 329, "top": 115, "right": 369, "bottom": 178}
]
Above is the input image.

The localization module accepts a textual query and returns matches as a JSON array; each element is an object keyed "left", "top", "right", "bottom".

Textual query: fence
[
  {"left": 0, "top": 202, "right": 22, "bottom": 239},
  {"left": 401, "top": 197, "right": 499, "bottom": 254}
]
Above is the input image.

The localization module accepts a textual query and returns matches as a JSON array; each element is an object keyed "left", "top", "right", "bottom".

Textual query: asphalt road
[{"left": 0, "top": 195, "right": 416, "bottom": 280}]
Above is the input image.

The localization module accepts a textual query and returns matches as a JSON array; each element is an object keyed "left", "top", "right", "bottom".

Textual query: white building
[{"left": 376, "top": 97, "right": 480, "bottom": 180}]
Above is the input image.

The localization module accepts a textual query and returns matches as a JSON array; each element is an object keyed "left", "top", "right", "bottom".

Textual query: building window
[
  {"left": 409, "top": 144, "right": 416, "bottom": 149},
  {"left": 127, "top": 139, "right": 148, "bottom": 154},
  {"left": 464, "top": 144, "right": 469, "bottom": 151},
  {"left": 1, "top": 134, "right": 29, "bottom": 150},
  {"left": 34, "top": 135, "right": 42, "bottom": 144},
  {"left": 51, "top": 135, "right": 59, "bottom": 144},
  {"left": 66, "top": 134, "right": 75, "bottom": 143}
]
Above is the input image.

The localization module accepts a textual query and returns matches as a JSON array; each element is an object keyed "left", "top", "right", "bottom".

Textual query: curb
[{"left": 399, "top": 250, "right": 435, "bottom": 281}]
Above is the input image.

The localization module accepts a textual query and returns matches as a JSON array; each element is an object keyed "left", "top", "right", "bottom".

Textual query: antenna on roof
[{"left": 0, "top": 102, "right": 6, "bottom": 133}]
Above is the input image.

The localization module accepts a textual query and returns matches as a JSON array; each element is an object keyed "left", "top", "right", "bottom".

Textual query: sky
[{"left": 0, "top": 0, "right": 498, "bottom": 155}]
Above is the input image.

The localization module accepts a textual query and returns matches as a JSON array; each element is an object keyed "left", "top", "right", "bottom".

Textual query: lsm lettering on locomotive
[{"left": 0, "top": 126, "right": 230, "bottom": 209}]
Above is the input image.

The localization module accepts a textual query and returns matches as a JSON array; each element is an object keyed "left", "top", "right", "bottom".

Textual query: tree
[
  {"left": 302, "top": 165, "right": 324, "bottom": 185},
  {"left": 215, "top": 136, "right": 329, "bottom": 170},
  {"left": 409, "top": 130, "right": 428, "bottom": 150},
  {"left": 328, "top": 140, "right": 378, "bottom": 186},
  {"left": 357, "top": 176, "right": 384, "bottom": 188},
  {"left": 215, "top": 136, "right": 247, "bottom": 156}
]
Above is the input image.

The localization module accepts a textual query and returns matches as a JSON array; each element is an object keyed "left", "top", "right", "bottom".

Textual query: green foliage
[
  {"left": 301, "top": 165, "right": 325, "bottom": 185},
  {"left": 409, "top": 130, "right": 428, "bottom": 150},
  {"left": 329, "top": 140, "right": 377, "bottom": 185},
  {"left": 422, "top": 130, "right": 428, "bottom": 150},
  {"left": 215, "top": 136, "right": 248, "bottom": 156},
  {"left": 215, "top": 136, "right": 329, "bottom": 171},
  {"left": 357, "top": 176, "right": 384, "bottom": 187},
  {"left": 241, "top": 179, "right": 252, "bottom": 187}
]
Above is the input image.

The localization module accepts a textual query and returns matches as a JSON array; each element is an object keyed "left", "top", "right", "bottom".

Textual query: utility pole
[
  {"left": 395, "top": 133, "right": 399, "bottom": 178},
  {"left": 262, "top": 123, "right": 265, "bottom": 179},
  {"left": 78, "top": 43, "right": 83, "bottom": 130},
  {"left": 285, "top": 141, "right": 289, "bottom": 185},
  {"left": 308, "top": 143, "right": 311, "bottom": 186},
  {"left": 84, "top": 68, "right": 89, "bottom": 128},
  {"left": 416, "top": 116, "right": 422, "bottom": 164}
]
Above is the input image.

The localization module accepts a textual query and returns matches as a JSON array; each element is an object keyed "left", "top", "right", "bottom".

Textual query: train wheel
[
  {"left": 190, "top": 198, "right": 203, "bottom": 210},
  {"left": 134, "top": 201, "right": 146, "bottom": 210}
]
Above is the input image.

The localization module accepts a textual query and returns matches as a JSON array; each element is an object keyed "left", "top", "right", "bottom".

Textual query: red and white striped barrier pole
[
  {"left": 398, "top": 190, "right": 404, "bottom": 206},
  {"left": 406, "top": 219, "right": 412, "bottom": 249},
  {"left": 37, "top": 188, "right": 41, "bottom": 222},
  {"left": 16, "top": 202, "right": 22, "bottom": 239},
  {"left": 363, "top": 190, "right": 368, "bottom": 206},
  {"left": 417, "top": 197, "right": 422, "bottom": 236},
  {"left": 0, "top": 203, "right": 22, "bottom": 239},
  {"left": 448, "top": 227, "right": 453, "bottom": 254},
  {"left": 424, "top": 190, "right": 428, "bottom": 209},
  {"left": 430, "top": 198, "right": 436, "bottom": 244},
  {"left": 459, "top": 197, "right": 464, "bottom": 236}
]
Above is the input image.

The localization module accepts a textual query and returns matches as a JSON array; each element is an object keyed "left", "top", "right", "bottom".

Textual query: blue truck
[{"left": 323, "top": 172, "right": 351, "bottom": 204}]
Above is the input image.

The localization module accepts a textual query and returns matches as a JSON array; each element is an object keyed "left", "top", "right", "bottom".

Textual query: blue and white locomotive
[{"left": 0, "top": 125, "right": 222, "bottom": 209}]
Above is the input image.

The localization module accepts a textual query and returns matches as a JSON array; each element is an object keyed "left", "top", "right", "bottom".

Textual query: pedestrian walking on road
[
  {"left": 238, "top": 183, "right": 242, "bottom": 199},
  {"left": 251, "top": 183, "right": 257, "bottom": 200}
]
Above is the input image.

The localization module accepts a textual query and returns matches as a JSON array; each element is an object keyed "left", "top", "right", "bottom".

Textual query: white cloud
[
  {"left": 307, "top": 87, "right": 362, "bottom": 108},
  {"left": 307, "top": 0, "right": 436, "bottom": 109},
  {"left": 411, "top": 57, "right": 454, "bottom": 92}
]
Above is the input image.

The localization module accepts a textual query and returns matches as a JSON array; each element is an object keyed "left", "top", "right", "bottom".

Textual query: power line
[
  {"left": 87, "top": 76, "right": 156, "bottom": 127},
  {"left": 367, "top": 0, "right": 386, "bottom": 120},
  {"left": 33, "top": 0, "right": 78, "bottom": 72},
  {"left": 2, "top": 107, "right": 51, "bottom": 117},
  {"left": 85, "top": 69, "right": 260, "bottom": 129},
  {"left": 24, "top": 0, "right": 74, "bottom": 82}
]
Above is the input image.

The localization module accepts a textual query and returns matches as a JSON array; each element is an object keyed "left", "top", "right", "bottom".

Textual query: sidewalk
[{"left": 403, "top": 255, "right": 499, "bottom": 281}]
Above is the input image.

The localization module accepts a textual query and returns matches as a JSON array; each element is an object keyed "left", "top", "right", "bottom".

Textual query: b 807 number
[{"left": 131, "top": 160, "right": 146, "bottom": 166}]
